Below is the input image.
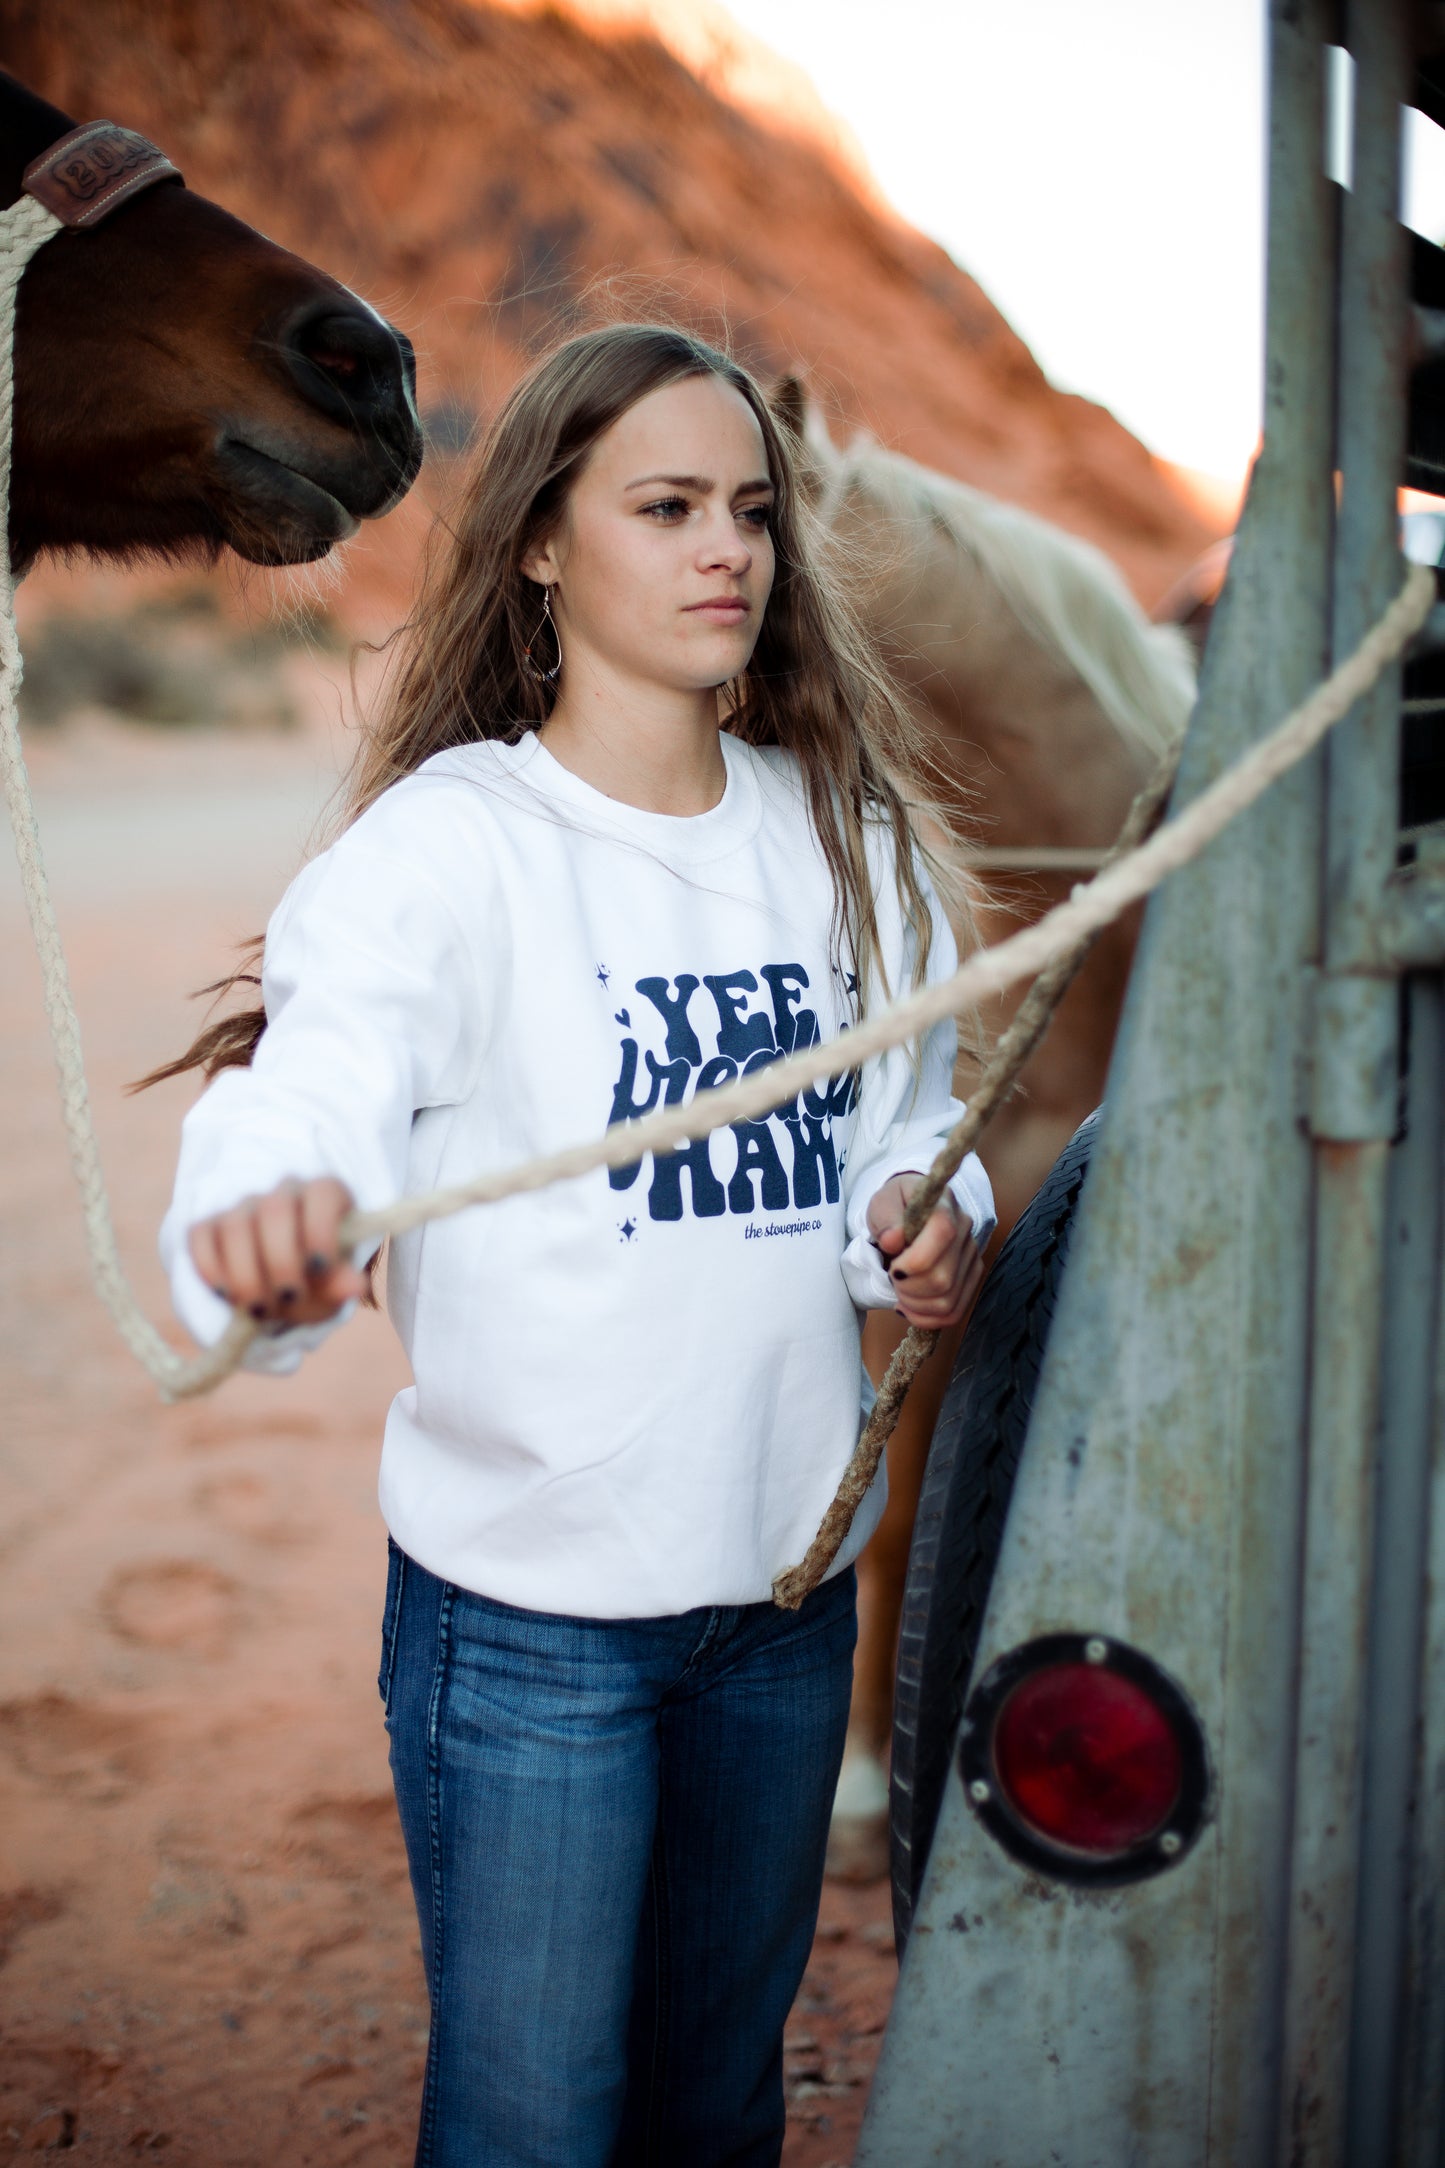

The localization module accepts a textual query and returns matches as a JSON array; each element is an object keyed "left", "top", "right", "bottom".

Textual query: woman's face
[{"left": 526, "top": 373, "right": 776, "bottom": 696}]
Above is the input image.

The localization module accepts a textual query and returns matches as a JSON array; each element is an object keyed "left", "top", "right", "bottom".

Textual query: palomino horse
[
  {"left": 2, "top": 72, "right": 423, "bottom": 571},
  {"left": 774, "top": 385, "right": 1198, "bottom": 1871}
]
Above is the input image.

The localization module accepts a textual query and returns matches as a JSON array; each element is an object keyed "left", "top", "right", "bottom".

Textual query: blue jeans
[{"left": 379, "top": 1541, "right": 857, "bottom": 2168}]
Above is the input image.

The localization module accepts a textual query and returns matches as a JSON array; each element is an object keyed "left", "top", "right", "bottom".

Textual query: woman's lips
[{"left": 686, "top": 597, "right": 749, "bottom": 619}]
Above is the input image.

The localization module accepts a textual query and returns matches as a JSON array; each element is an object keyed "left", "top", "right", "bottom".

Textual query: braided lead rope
[
  {"left": 0, "top": 169, "right": 1431, "bottom": 1408},
  {"left": 0, "top": 192, "right": 259, "bottom": 1397}
]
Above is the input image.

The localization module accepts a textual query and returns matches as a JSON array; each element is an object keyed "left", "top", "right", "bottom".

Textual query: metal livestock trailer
[{"left": 858, "top": 3, "right": 1445, "bottom": 2161}]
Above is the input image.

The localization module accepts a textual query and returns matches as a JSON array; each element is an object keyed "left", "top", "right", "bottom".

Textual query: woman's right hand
[{"left": 186, "top": 1176, "right": 367, "bottom": 1326}]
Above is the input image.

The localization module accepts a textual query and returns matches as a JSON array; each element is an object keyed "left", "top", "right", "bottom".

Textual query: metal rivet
[
  {"left": 1159, "top": 1830, "right": 1182, "bottom": 1857},
  {"left": 1084, "top": 1637, "right": 1108, "bottom": 1665},
  {"left": 968, "top": 1779, "right": 991, "bottom": 1805}
]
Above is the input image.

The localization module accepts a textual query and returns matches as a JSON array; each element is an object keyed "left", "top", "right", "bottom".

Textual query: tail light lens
[
  {"left": 959, "top": 1634, "right": 1209, "bottom": 1885},
  {"left": 994, "top": 1662, "right": 1182, "bottom": 1852}
]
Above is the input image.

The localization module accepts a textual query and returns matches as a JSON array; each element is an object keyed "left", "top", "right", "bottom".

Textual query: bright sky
[{"left": 717, "top": 0, "right": 1445, "bottom": 485}]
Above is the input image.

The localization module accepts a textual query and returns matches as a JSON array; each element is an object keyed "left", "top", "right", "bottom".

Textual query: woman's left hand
[{"left": 866, "top": 1172, "right": 987, "bottom": 1330}]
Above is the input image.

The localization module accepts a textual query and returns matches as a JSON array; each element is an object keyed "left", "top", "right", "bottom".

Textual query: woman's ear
[{"left": 521, "top": 547, "right": 558, "bottom": 587}]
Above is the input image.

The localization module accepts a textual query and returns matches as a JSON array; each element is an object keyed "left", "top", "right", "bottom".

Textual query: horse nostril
[
  {"left": 290, "top": 312, "right": 376, "bottom": 396},
  {"left": 308, "top": 346, "right": 362, "bottom": 382},
  {"left": 282, "top": 303, "right": 413, "bottom": 430},
  {"left": 276, "top": 299, "right": 424, "bottom": 509}
]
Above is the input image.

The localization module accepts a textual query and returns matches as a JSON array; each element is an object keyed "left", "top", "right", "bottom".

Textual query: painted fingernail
[
  {"left": 278, "top": 1287, "right": 298, "bottom": 1306},
  {"left": 306, "top": 1253, "right": 331, "bottom": 1276},
  {"left": 248, "top": 1303, "right": 268, "bottom": 1321}
]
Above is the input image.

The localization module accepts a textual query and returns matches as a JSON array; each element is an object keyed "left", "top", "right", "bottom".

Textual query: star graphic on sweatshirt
[
  {"left": 619, "top": 1218, "right": 637, "bottom": 1242},
  {"left": 595, "top": 963, "right": 611, "bottom": 988}
]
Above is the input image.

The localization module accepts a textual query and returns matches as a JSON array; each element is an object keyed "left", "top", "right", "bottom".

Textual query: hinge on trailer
[{"left": 1308, "top": 970, "right": 1400, "bottom": 1141}]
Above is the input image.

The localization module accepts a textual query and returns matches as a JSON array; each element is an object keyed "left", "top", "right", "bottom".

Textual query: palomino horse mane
[{"left": 800, "top": 411, "right": 1197, "bottom": 767}]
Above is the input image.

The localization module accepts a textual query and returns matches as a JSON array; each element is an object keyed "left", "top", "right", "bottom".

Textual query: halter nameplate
[{"left": 22, "top": 122, "right": 181, "bottom": 230}]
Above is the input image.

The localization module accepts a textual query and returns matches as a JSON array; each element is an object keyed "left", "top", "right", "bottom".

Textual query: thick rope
[
  {"left": 0, "top": 195, "right": 1432, "bottom": 1425},
  {"left": 333, "top": 563, "right": 1430, "bottom": 1250},
  {"left": 770, "top": 746, "right": 1179, "bottom": 1606}
]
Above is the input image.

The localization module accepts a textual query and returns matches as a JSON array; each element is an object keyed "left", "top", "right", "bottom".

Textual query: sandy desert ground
[{"left": 0, "top": 689, "right": 894, "bottom": 2164}]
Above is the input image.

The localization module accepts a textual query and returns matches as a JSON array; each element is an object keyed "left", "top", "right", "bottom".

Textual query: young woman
[{"left": 155, "top": 322, "right": 994, "bottom": 2167}]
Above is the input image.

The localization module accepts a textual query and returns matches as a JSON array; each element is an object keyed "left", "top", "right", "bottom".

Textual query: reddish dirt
[
  {"left": 0, "top": 695, "right": 895, "bottom": 2164},
  {"left": 3, "top": 0, "right": 1221, "bottom": 641},
  {"left": 0, "top": 8, "right": 1222, "bottom": 2150}
]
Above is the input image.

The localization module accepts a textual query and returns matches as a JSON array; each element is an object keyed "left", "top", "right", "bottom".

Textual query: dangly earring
[{"left": 523, "top": 584, "right": 562, "bottom": 685}]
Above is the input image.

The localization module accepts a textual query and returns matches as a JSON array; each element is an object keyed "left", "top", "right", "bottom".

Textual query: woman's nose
[{"left": 699, "top": 516, "right": 752, "bottom": 573}]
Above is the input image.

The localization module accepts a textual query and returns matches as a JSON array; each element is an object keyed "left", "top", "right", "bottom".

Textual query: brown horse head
[{"left": 2, "top": 72, "right": 424, "bottom": 574}]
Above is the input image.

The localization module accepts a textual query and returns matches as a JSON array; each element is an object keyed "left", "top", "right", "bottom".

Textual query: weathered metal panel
[
  {"left": 1278, "top": 1142, "right": 1391, "bottom": 2162},
  {"left": 1319, "top": 0, "right": 1409, "bottom": 987},
  {"left": 1277, "top": 4, "right": 1409, "bottom": 2155},
  {"left": 857, "top": 6, "right": 1338, "bottom": 2157},
  {"left": 1351, "top": 975, "right": 1444, "bottom": 2165},
  {"left": 859, "top": 481, "right": 1326, "bottom": 2167},
  {"left": 1396, "top": 974, "right": 1445, "bottom": 2158},
  {"left": 1308, "top": 974, "right": 1397, "bottom": 1140}
]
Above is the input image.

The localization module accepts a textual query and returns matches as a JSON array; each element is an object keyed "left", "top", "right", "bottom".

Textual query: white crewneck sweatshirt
[{"left": 160, "top": 731, "right": 995, "bottom": 1616}]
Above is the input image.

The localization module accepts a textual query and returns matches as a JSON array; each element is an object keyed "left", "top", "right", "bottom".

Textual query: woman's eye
[
  {"left": 641, "top": 496, "right": 690, "bottom": 522},
  {"left": 738, "top": 504, "right": 772, "bottom": 530}
]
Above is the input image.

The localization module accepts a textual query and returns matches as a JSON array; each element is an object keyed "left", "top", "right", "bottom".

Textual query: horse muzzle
[
  {"left": 210, "top": 435, "right": 363, "bottom": 565},
  {"left": 275, "top": 298, "right": 424, "bottom": 515}
]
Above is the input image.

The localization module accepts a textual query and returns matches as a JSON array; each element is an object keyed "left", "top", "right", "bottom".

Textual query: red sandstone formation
[{"left": 2, "top": 0, "right": 1219, "bottom": 624}]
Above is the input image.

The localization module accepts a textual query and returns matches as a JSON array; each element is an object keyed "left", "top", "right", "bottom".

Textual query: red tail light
[
  {"left": 959, "top": 1634, "right": 1209, "bottom": 1885},
  {"left": 993, "top": 1662, "right": 1182, "bottom": 1852}
]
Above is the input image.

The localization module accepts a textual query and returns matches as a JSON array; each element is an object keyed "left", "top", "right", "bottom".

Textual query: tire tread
[{"left": 889, "top": 1109, "right": 1100, "bottom": 1947}]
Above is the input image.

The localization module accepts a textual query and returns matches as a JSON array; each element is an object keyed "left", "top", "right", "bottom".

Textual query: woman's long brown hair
[{"left": 137, "top": 322, "right": 968, "bottom": 1098}]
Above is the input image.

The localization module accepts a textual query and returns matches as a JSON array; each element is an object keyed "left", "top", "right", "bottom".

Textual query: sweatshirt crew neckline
[{"left": 486, "top": 727, "right": 766, "bottom": 865}]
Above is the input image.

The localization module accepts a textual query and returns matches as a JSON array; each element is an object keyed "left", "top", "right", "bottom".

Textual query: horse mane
[{"left": 820, "top": 432, "right": 1197, "bottom": 764}]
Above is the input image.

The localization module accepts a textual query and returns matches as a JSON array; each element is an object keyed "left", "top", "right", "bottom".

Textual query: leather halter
[{"left": 21, "top": 121, "right": 181, "bottom": 231}]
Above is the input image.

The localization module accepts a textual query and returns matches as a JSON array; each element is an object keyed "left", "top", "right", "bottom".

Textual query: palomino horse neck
[
  {"left": 1, "top": 71, "right": 423, "bottom": 574},
  {"left": 813, "top": 429, "right": 1196, "bottom": 855},
  {"left": 798, "top": 408, "right": 1198, "bottom": 1227}
]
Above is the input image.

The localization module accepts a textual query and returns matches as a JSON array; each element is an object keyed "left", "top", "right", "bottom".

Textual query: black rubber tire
[{"left": 889, "top": 1108, "right": 1101, "bottom": 1950}]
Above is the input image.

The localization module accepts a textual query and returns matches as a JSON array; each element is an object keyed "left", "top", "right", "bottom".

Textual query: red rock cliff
[{"left": 1, "top": 0, "right": 1218, "bottom": 616}]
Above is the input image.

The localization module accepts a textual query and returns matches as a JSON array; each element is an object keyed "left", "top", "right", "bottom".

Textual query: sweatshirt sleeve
[
  {"left": 839, "top": 852, "right": 997, "bottom": 1311},
  {"left": 158, "top": 804, "right": 490, "bottom": 1374}
]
